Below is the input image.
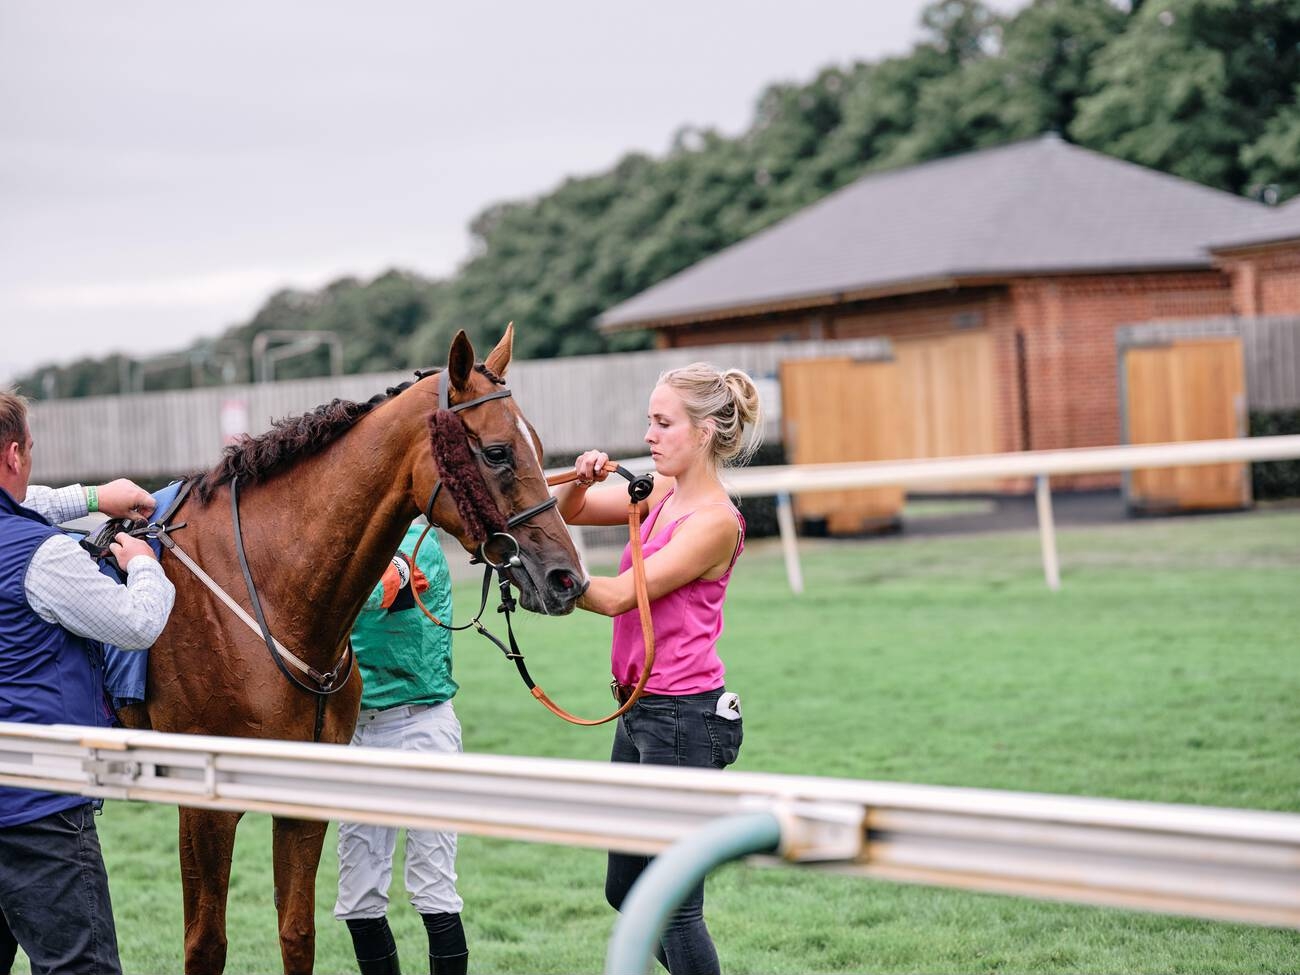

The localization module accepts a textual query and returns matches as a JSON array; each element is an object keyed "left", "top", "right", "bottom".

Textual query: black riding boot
[
  {"left": 346, "top": 916, "right": 402, "bottom": 975},
  {"left": 429, "top": 950, "right": 467, "bottom": 975},
  {"left": 422, "top": 911, "right": 467, "bottom": 975}
]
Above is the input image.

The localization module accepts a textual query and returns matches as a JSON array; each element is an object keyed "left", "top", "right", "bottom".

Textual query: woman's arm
[
  {"left": 556, "top": 480, "right": 631, "bottom": 526},
  {"left": 578, "top": 504, "right": 739, "bottom": 617},
  {"left": 556, "top": 450, "right": 672, "bottom": 526}
]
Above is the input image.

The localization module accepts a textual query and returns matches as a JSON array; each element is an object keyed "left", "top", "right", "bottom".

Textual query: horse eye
[{"left": 482, "top": 445, "right": 512, "bottom": 466}]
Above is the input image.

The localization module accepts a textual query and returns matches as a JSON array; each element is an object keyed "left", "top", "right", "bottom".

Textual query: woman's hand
[
  {"left": 573, "top": 449, "right": 611, "bottom": 488},
  {"left": 561, "top": 449, "right": 661, "bottom": 528}
]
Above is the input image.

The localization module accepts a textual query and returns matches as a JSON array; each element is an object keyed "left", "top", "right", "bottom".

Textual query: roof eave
[
  {"left": 598, "top": 275, "right": 986, "bottom": 333},
  {"left": 1210, "top": 234, "right": 1300, "bottom": 257},
  {"left": 597, "top": 261, "right": 1216, "bottom": 333}
]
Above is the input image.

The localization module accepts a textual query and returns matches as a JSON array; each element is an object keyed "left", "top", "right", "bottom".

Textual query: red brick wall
[
  {"left": 662, "top": 288, "right": 1027, "bottom": 457},
  {"left": 1011, "top": 271, "right": 1234, "bottom": 489},
  {"left": 650, "top": 270, "right": 1235, "bottom": 491},
  {"left": 1219, "top": 242, "right": 1300, "bottom": 315}
]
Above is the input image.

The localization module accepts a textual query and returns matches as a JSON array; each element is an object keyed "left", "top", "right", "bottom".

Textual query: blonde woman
[{"left": 557, "top": 363, "right": 761, "bottom": 975}]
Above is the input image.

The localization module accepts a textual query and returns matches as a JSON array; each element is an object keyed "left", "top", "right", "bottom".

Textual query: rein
[
  {"left": 410, "top": 462, "right": 655, "bottom": 726},
  {"left": 229, "top": 475, "right": 354, "bottom": 701}
]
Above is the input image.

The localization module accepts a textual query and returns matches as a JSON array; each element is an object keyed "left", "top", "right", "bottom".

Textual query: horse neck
[{"left": 225, "top": 392, "right": 433, "bottom": 658}]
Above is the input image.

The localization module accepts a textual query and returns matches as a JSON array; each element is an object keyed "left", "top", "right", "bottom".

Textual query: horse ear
[
  {"left": 485, "top": 322, "right": 514, "bottom": 378},
  {"left": 448, "top": 330, "right": 475, "bottom": 392}
]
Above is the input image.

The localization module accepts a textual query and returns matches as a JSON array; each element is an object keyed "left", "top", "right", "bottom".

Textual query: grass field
[{"left": 17, "top": 508, "right": 1300, "bottom": 973}]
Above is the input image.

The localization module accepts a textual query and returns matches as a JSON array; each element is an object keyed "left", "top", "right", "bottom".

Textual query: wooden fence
[
  {"left": 1116, "top": 315, "right": 1300, "bottom": 511},
  {"left": 24, "top": 317, "right": 1299, "bottom": 488},
  {"left": 780, "top": 355, "right": 905, "bottom": 534},
  {"left": 26, "top": 338, "right": 887, "bottom": 485},
  {"left": 778, "top": 330, "right": 1001, "bottom": 532}
]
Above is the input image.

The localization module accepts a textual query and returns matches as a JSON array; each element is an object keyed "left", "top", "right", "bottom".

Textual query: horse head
[{"left": 416, "top": 324, "right": 588, "bottom": 615}]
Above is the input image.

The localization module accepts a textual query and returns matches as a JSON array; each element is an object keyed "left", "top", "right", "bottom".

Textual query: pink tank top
[{"left": 610, "top": 491, "right": 745, "bottom": 695}]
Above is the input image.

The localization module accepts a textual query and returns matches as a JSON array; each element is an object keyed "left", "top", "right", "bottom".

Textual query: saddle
[{"left": 80, "top": 479, "right": 193, "bottom": 711}]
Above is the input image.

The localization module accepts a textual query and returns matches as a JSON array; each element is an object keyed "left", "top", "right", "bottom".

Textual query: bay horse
[{"left": 120, "top": 325, "right": 586, "bottom": 974}]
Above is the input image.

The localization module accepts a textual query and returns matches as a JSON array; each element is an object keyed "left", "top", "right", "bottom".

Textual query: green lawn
[{"left": 26, "top": 509, "right": 1300, "bottom": 973}]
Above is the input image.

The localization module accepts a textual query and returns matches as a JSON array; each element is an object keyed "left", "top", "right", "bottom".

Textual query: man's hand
[
  {"left": 110, "top": 532, "right": 157, "bottom": 568},
  {"left": 97, "top": 479, "right": 156, "bottom": 521}
]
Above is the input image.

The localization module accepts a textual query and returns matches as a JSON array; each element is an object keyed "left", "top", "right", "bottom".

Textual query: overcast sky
[{"left": 1, "top": 1, "right": 1024, "bottom": 385}]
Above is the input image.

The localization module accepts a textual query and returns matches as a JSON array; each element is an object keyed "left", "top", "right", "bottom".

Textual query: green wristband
[{"left": 86, "top": 485, "right": 99, "bottom": 514}]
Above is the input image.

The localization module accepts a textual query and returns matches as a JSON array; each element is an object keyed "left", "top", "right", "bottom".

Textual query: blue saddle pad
[{"left": 95, "top": 481, "right": 184, "bottom": 709}]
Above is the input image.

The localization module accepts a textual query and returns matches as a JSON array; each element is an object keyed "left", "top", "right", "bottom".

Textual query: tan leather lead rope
[
  {"left": 531, "top": 463, "right": 655, "bottom": 725},
  {"left": 409, "top": 460, "right": 655, "bottom": 726}
]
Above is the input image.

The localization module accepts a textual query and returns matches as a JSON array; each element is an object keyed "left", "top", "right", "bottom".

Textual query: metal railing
[
  {"left": 718, "top": 435, "right": 1300, "bottom": 593},
  {"left": 2, "top": 721, "right": 1297, "bottom": 971}
]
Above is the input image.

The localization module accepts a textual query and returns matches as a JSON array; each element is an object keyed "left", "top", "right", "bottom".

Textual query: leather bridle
[
  {"left": 418, "top": 368, "right": 559, "bottom": 560},
  {"left": 411, "top": 373, "right": 658, "bottom": 726}
]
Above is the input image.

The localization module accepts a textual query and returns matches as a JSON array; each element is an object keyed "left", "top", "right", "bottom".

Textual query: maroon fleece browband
[{"left": 428, "top": 409, "right": 507, "bottom": 542}]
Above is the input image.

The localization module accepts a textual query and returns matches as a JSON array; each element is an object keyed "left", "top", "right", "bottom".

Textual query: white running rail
[
  {"left": 2, "top": 722, "right": 1297, "bottom": 930},
  {"left": 717, "top": 435, "right": 1300, "bottom": 593}
]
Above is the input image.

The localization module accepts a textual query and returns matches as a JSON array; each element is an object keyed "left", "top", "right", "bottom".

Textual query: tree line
[{"left": 18, "top": 0, "right": 1300, "bottom": 400}]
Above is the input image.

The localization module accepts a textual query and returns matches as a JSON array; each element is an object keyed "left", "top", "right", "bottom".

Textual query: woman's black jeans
[{"left": 605, "top": 687, "right": 743, "bottom": 975}]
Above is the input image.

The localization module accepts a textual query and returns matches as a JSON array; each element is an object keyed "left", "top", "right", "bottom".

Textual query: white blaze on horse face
[
  {"left": 512, "top": 411, "right": 590, "bottom": 589},
  {"left": 516, "top": 416, "right": 541, "bottom": 467}
]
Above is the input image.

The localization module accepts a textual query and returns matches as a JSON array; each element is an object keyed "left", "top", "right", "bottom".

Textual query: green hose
[{"left": 604, "top": 811, "right": 782, "bottom": 974}]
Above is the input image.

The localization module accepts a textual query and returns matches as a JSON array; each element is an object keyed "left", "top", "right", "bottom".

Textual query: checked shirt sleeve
[
  {"left": 25, "top": 534, "right": 176, "bottom": 649},
  {"left": 21, "top": 484, "right": 89, "bottom": 524}
]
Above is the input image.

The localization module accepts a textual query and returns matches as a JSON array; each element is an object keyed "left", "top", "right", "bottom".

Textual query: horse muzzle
[
  {"left": 516, "top": 563, "right": 587, "bottom": 616},
  {"left": 480, "top": 532, "right": 587, "bottom": 615}
]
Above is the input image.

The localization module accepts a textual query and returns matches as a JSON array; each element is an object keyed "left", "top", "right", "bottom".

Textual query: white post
[
  {"left": 776, "top": 493, "right": 804, "bottom": 595},
  {"left": 1035, "top": 474, "right": 1060, "bottom": 591}
]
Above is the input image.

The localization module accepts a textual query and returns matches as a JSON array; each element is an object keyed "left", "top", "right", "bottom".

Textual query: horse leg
[
  {"left": 271, "top": 815, "right": 330, "bottom": 975},
  {"left": 179, "top": 806, "right": 243, "bottom": 975}
]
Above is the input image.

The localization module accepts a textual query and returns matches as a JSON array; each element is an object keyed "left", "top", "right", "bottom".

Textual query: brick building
[
  {"left": 1211, "top": 198, "right": 1300, "bottom": 316},
  {"left": 598, "top": 135, "right": 1267, "bottom": 473}
]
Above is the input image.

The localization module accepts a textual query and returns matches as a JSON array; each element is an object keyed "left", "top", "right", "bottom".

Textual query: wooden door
[
  {"left": 1123, "top": 337, "right": 1249, "bottom": 511},
  {"left": 893, "top": 330, "right": 1000, "bottom": 490},
  {"left": 780, "top": 356, "right": 905, "bottom": 533}
]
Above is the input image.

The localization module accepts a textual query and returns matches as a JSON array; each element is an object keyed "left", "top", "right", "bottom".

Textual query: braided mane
[{"left": 191, "top": 373, "right": 432, "bottom": 503}]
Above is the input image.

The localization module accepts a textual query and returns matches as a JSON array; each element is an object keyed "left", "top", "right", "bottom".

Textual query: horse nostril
[{"left": 547, "top": 568, "right": 579, "bottom": 595}]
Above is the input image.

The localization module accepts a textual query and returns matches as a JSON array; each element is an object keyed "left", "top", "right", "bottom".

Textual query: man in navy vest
[{"left": 0, "top": 391, "right": 175, "bottom": 975}]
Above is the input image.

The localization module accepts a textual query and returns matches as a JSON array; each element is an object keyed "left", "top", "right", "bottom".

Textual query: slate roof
[
  {"left": 1210, "top": 196, "right": 1300, "bottom": 251},
  {"left": 598, "top": 134, "right": 1268, "bottom": 332}
]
